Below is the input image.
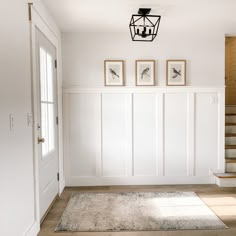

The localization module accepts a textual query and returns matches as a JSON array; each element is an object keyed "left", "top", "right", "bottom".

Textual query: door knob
[{"left": 38, "top": 137, "right": 45, "bottom": 144}]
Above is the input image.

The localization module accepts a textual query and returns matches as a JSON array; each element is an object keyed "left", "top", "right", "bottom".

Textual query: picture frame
[
  {"left": 104, "top": 60, "right": 124, "bottom": 86},
  {"left": 136, "top": 60, "right": 155, "bottom": 86},
  {"left": 166, "top": 60, "right": 186, "bottom": 86}
]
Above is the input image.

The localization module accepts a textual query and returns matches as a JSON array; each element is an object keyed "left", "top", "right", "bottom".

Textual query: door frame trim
[{"left": 29, "top": 3, "right": 64, "bottom": 233}]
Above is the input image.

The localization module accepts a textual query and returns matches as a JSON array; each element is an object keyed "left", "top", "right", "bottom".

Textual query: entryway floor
[{"left": 38, "top": 185, "right": 236, "bottom": 236}]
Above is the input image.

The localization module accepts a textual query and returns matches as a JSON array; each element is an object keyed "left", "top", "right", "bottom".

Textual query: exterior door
[
  {"left": 35, "top": 28, "right": 59, "bottom": 220},
  {"left": 225, "top": 37, "right": 236, "bottom": 105}
]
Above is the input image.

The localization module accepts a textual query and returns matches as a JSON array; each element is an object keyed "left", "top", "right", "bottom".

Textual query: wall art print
[
  {"left": 166, "top": 60, "right": 186, "bottom": 86},
  {"left": 104, "top": 60, "right": 124, "bottom": 86},
  {"left": 136, "top": 60, "right": 155, "bottom": 86}
]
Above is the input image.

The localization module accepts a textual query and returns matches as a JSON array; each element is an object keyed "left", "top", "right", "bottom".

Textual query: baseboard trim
[
  {"left": 24, "top": 221, "right": 40, "bottom": 236},
  {"left": 59, "top": 177, "right": 66, "bottom": 195},
  {"left": 65, "top": 176, "right": 215, "bottom": 186},
  {"left": 40, "top": 194, "right": 59, "bottom": 224}
]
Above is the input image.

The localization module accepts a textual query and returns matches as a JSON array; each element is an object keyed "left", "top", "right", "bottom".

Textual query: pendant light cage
[{"left": 129, "top": 8, "right": 161, "bottom": 42}]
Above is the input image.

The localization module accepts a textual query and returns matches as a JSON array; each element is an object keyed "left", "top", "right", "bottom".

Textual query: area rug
[{"left": 55, "top": 192, "right": 227, "bottom": 232}]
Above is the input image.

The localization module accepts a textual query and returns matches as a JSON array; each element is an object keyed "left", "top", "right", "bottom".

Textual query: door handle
[{"left": 38, "top": 137, "right": 45, "bottom": 144}]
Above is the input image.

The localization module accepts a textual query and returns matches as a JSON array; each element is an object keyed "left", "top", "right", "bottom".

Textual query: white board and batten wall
[
  {"left": 62, "top": 31, "right": 225, "bottom": 186},
  {"left": 64, "top": 87, "right": 224, "bottom": 186}
]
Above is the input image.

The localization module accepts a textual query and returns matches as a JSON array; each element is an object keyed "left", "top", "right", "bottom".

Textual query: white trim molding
[
  {"left": 23, "top": 221, "right": 40, "bottom": 236},
  {"left": 67, "top": 176, "right": 215, "bottom": 186},
  {"left": 63, "top": 86, "right": 225, "bottom": 94}
]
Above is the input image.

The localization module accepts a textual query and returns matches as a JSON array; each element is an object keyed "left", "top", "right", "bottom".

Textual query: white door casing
[{"left": 28, "top": 3, "right": 64, "bottom": 234}]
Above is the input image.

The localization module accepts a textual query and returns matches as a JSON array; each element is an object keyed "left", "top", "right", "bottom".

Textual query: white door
[{"left": 35, "top": 28, "right": 59, "bottom": 220}]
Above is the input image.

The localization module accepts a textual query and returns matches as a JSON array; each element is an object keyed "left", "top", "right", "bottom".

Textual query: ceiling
[{"left": 41, "top": 0, "right": 236, "bottom": 33}]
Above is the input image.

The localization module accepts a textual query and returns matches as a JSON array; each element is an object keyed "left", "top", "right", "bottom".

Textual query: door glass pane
[
  {"left": 40, "top": 48, "right": 47, "bottom": 102},
  {"left": 41, "top": 103, "right": 49, "bottom": 156},
  {"left": 48, "top": 103, "right": 55, "bottom": 152},
  {"left": 39, "top": 47, "right": 55, "bottom": 159},
  {"left": 47, "top": 54, "right": 53, "bottom": 102}
]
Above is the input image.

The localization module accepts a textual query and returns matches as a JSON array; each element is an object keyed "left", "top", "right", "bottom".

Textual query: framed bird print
[
  {"left": 104, "top": 60, "right": 124, "bottom": 86},
  {"left": 136, "top": 60, "right": 155, "bottom": 86},
  {"left": 166, "top": 60, "right": 186, "bottom": 86}
]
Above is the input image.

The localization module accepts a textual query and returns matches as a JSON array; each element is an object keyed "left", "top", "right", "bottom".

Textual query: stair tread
[
  {"left": 225, "top": 145, "right": 236, "bottom": 149},
  {"left": 214, "top": 173, "right": 236, "bottom": 178},
  {"left": 225, "top": 122, "right": 236, "bottom": 126},
  {"left": 226, "top": 158, "right": 236, "bottom": 163},
  {"left": 225, "top": 133, "right": 236, "bottom": 137},
  {"left": 226, "top": 113, "right": 236, "bottom": 116}
]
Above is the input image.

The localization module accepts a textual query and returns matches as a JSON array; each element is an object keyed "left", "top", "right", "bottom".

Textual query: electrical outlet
[
  {"left": 209, "top": 169, "right": 223, "bottom": 175},
  {"left": 210, "top": 96, "right": 218, "bottom": 104}
]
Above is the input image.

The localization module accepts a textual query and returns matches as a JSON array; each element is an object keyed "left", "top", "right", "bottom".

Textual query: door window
[{"left": 39, "top": 47, "right": 55, "bottom": 158}]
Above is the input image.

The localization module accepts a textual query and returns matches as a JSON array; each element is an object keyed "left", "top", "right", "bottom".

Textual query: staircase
[{"left": 215, "top": 105, "right": 236, "bottom": 186}]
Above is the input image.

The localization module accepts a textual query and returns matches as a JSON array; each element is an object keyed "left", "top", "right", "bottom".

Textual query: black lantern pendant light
[{"left": 129, "top": 8, "right": 161, "bottom": 42}]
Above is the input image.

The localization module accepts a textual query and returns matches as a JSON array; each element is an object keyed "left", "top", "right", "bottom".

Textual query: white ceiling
[{"left": 42, "top": 0, "right": 236, "bottom": 33}]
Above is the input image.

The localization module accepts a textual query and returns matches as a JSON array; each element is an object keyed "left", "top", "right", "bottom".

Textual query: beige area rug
[{"left": 55, "top": 192, "right": 227, "bottom": 232}]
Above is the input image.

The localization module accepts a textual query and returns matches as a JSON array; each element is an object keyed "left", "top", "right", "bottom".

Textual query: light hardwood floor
[{"left": 38, "top": 185, "right": 236, "bottom": 236}]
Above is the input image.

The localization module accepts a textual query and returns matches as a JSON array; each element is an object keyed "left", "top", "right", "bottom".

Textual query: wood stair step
[
  {"left": 214, "top": 173, "right": 236, "bottom": 178},
  {"left": 225, "top": 133, "right": 236, "bottom": 137},
  {"left": 225, "top": 113, "right": 236, "bottom": 116},
  {"left": 225, "top": 158, "right": 236, "bottom": 163},
  {"left": 225, "top": 145, "right": 236, "bottom": 149},
  {"left": 225, "top": 122, "right": 236, "bottom": 126}
]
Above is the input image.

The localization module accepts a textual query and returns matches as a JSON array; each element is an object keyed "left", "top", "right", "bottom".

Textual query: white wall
[
  {"left": 0, "top": 0, "right": 35, "bottom": 235},
  {"left": 61, "top": 17, "right": 230, "bottom": 185},
  {"left": 62, "top": 31, "right": 225, "bottom": 87}
]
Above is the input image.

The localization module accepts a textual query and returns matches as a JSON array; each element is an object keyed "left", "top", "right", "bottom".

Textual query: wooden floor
[{"left": 39, "top": 185, "right": 236, "bottom": 236}]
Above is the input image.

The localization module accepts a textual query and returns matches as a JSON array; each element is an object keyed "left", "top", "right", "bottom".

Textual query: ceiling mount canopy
[{"left": 129, "top": 8, "right": 161, "bottom": 42}]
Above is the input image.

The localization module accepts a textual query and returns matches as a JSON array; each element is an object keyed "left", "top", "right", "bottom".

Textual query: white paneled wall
[
  {"left": 102, "top": 94, "right": 132, "bottom": 177},
  {"left": 164, "top": 94, "right": 188, "bottom": 176},
  {"left": 64, "top": 87, "right": 225, "bottom": 186},
  {"left": 64, "top": 94, "right": 101, "bottom": 177},
  {"left": 195, "top": 93, "right": 219, "bottom": 176},
  {"left": 133, "top": 94, "right": 157, "bottom": 176}
]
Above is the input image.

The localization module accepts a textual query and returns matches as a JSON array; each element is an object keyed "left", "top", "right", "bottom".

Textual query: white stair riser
[
  {"left": 225, "top": 149, "right": 236, "bottom": 157},
  {"left": 226, "top": 163, "right": 236, "bottom": 172},
  {"left": 225, "top": 116, "right": 236, "bottom": 122},
  {"left": 226, "top": 106, "right": 236, "bottom": 113},
  {"left": 225, "top": 126, "right": 236, "bottom": 133},
  {"left": 216, "top": 177, "right": 236, "bottom": 187},
  {"left": 225, "top": 137, "right": 236, "bottom": 145}
]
